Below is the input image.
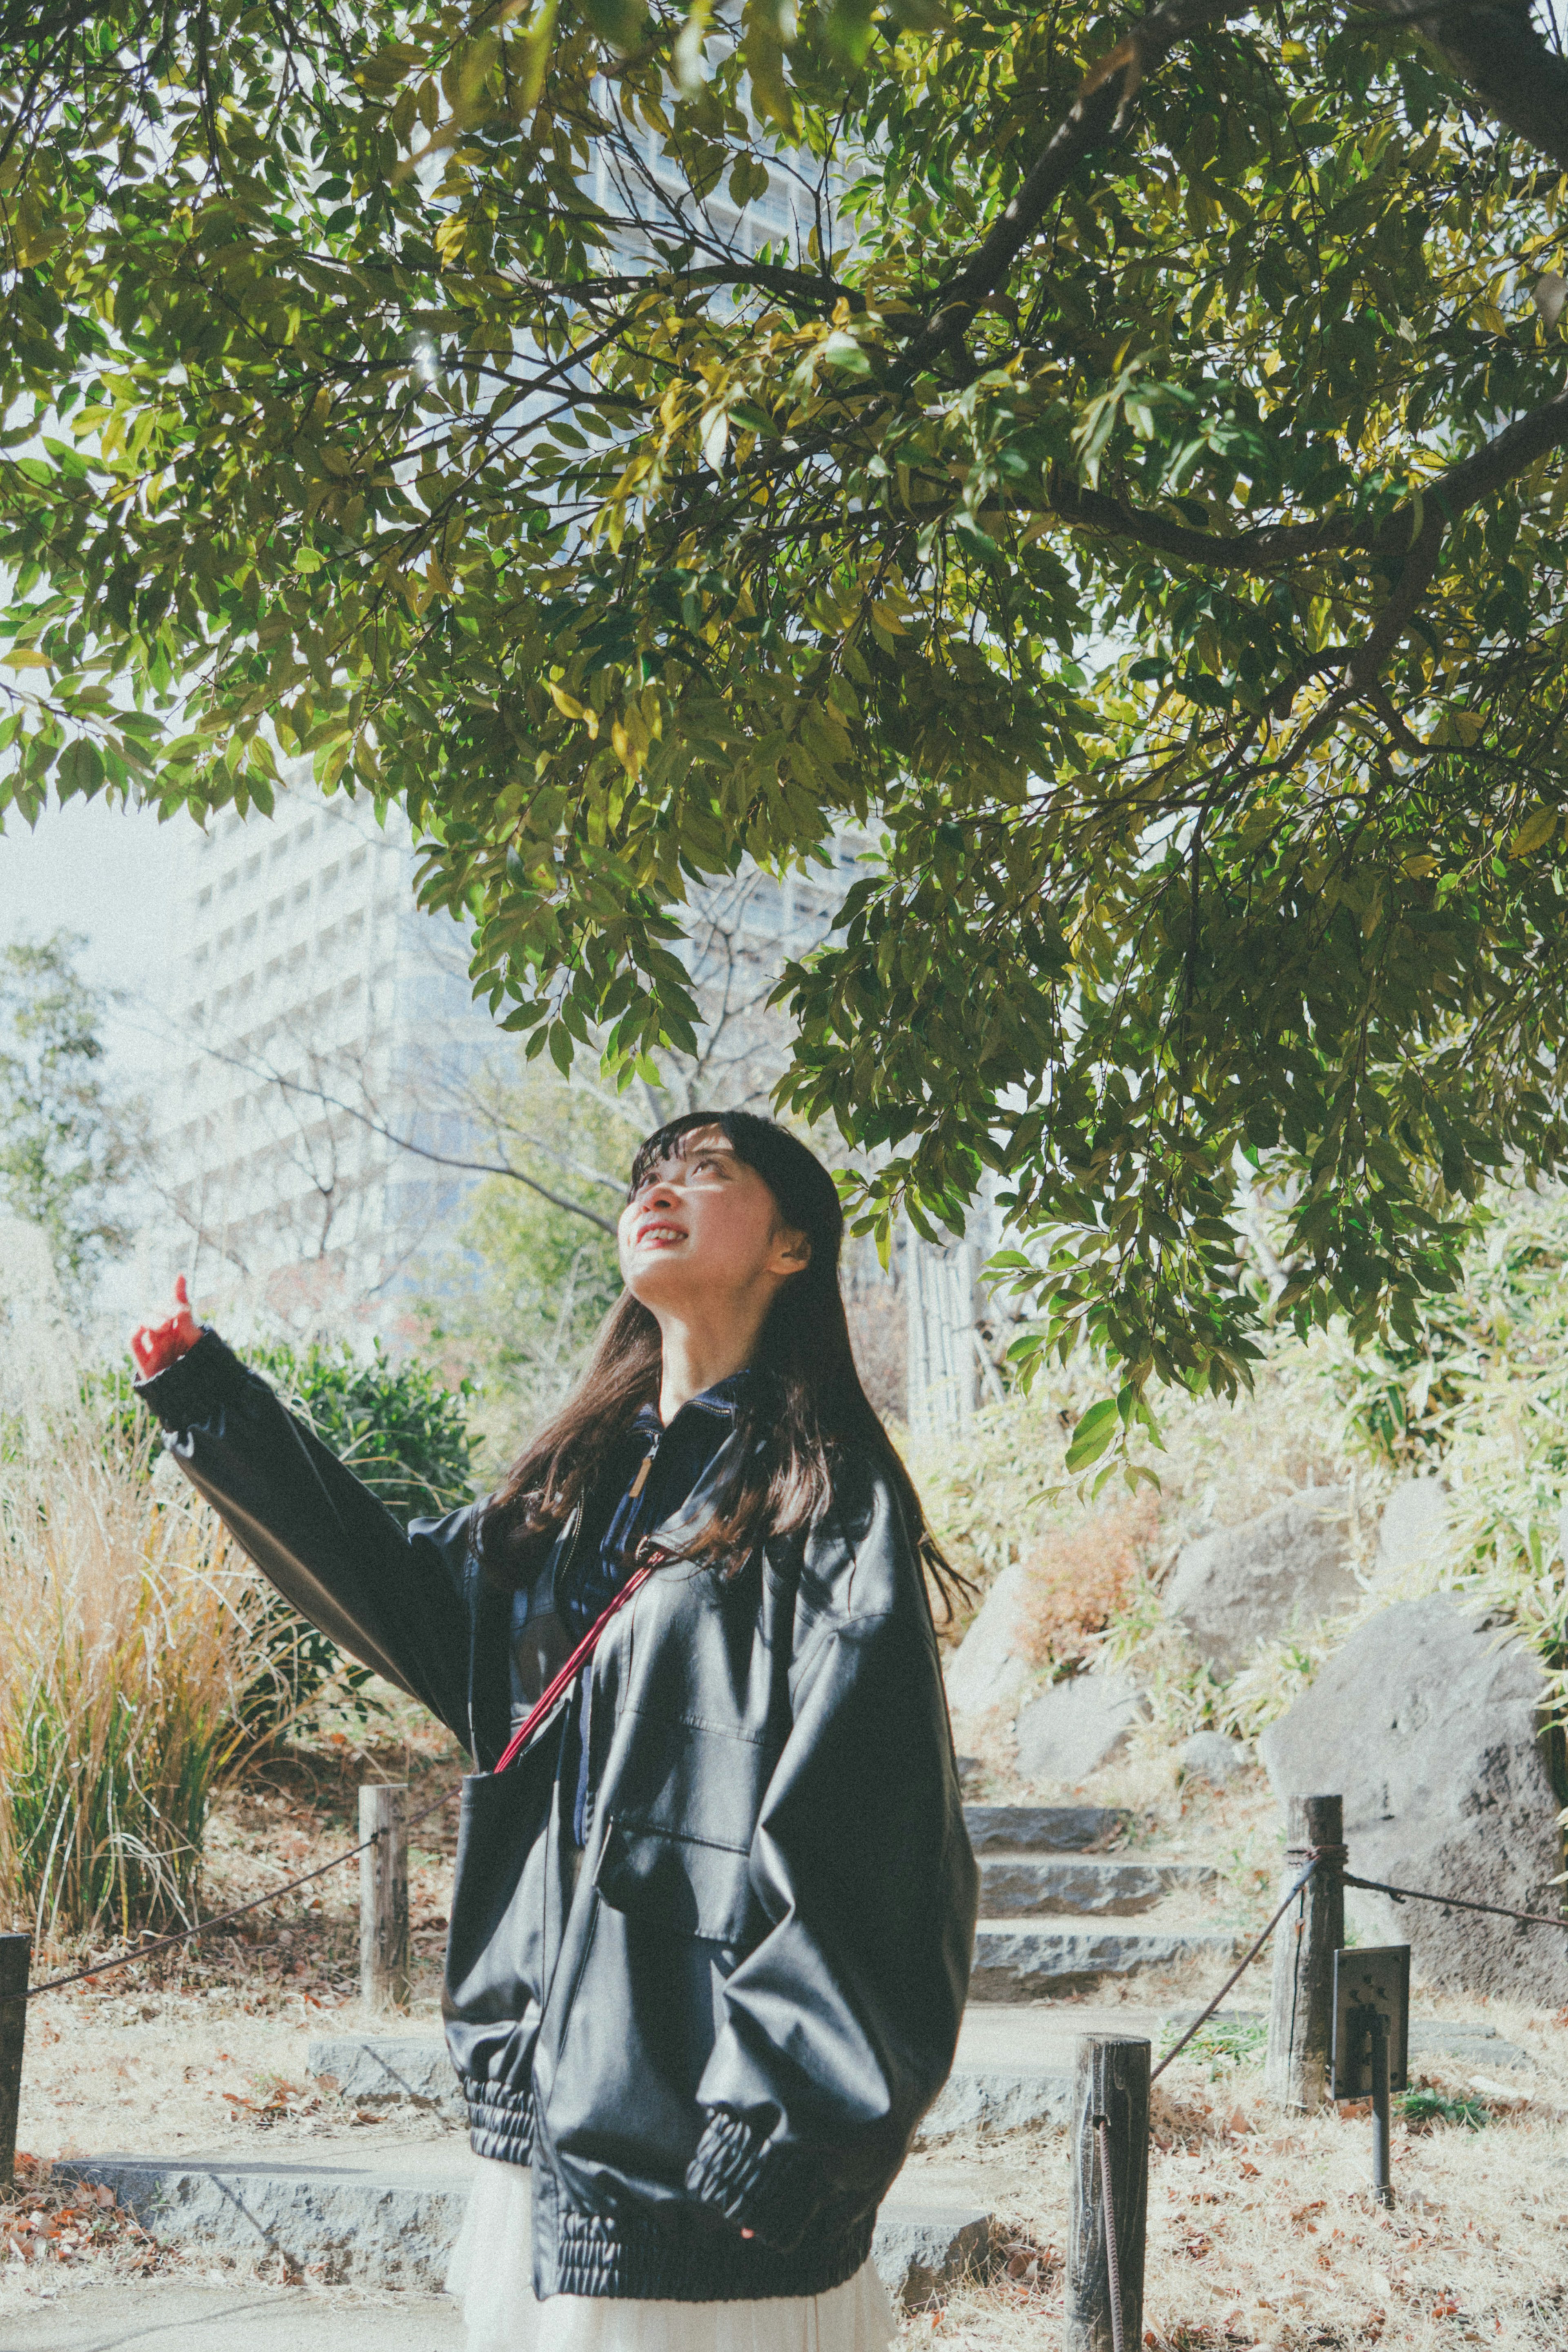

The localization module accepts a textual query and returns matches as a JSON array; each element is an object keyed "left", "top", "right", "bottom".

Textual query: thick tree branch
[
  {"left": 1042, "top": 476, "right": 1359, "bottom": 568},
  {"left": 1366, "top": 0, "right": 1568, "bottom": 173},
  {"left": 899, "top": 0, "right": 1250, "bottom": 376},
  {"left": 1038, "top": 376, "right": 1568, "bottom": 573}
]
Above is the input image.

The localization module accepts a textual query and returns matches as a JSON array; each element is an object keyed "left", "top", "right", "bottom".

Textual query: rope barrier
[
  {"left": 1344, "top": 1870, "right": 1568, "bottom": 1933},
  {"left": 0, "top": 1784, "right": 459, "bottom": 2007},
  {"left": 1094, "top": 2113, "right": 1127, "bottom": 2352},
  {"left": 1149, "top": 1855, "right": 1319, "bottom": 2083}
]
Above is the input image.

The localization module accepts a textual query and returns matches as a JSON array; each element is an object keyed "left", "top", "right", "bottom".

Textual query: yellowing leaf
[{"left": 1510, "top": 805, "right": 1557, "bottom": 858}]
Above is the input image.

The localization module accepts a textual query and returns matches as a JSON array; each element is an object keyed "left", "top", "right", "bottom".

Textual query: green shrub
[
  {"left": 107, "top": 1338, "right": 477, "bottom": 1739},
  {"left": 249, "top": 1340, "right": 476, "bottom": 1526},
  {"left": 232, "top": 1341, "right": 477, "bottom": 1734}
]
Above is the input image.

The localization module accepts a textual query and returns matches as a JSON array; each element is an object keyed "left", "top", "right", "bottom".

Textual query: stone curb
[{"left": 58, "top": 2153, "right": 993, "bottom": 2308}]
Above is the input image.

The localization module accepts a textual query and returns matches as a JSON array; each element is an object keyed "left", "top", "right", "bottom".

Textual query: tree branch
[
  {"left": 1036, "top": 376, "right": 1568, "bottom": 574},
  {"left": 899, "top": 0, "right": 1251, "bottom": 376},
  {"left": 187, "top": 1038, "right": 623, "bottom": 1237},
  {"left": 1365, "top": 0, "right": 1568, "bottom": 173}
]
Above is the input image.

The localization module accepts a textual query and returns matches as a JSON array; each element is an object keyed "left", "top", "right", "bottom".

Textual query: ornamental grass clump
[{"left": 0, "top": 1404, "right": 277, "bottom": 1946}]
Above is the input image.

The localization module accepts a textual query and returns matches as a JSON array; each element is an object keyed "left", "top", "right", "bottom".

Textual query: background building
[{"left": 149, "top": 778, "right": 496, "bottom": 1338}]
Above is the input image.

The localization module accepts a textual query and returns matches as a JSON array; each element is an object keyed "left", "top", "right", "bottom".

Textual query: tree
[
  {"left": 414, "top": 1069, "right": 634, "bottom": 1463},
  {"left": 7, "top": 0, "right": 1568, "bottom": 1433},
  {"left": 0, "top": 933, "right": 141, "bottom": 1304}
]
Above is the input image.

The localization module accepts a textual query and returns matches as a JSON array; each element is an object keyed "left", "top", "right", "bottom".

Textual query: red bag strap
[{"left": 492, "top": 1559, "right": 657, "bottom": 1776}]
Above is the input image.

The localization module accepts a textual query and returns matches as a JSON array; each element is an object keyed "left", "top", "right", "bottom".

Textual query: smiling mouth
[{"left": 636, "top": 1223, "right": 687, "bottom": 1246}]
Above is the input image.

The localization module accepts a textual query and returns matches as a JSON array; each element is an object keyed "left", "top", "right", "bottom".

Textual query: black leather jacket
[{"left": 138, "top": 1332, "right": 977, "bottom": 2303}]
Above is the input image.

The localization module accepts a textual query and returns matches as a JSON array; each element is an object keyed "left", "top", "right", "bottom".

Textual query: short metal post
[
  {"left": 1369, "top": 2008, "right": 1392, "bottom": 2208},
  {"left": 0, "top": 1936, "right": 28, "bottom": 2193},
  {"left": 1266, "top": 1793, "right": 1345, "bottom": 2111},
  {"left": 1068, "top": 2034, "right": 1149, "bottom": 2352},
  {"left": 359, "top": 1784, "right": 409, "bottom": 2012}
]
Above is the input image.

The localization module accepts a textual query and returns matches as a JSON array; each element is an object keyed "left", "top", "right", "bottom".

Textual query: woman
[{"left": 132, "top": 1110, "right": 978, "bottom": 2352}]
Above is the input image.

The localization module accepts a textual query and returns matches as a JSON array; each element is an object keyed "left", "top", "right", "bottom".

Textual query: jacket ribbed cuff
[
  {"left": 685, "top": 2107, "right": 822, "bottom": 2254},
  {"left": 133, "top": 1329, "right": 250, "bottom": 1431},
  {"left": 462, "top": 2073, "right": 535, "bottom": 2165}
]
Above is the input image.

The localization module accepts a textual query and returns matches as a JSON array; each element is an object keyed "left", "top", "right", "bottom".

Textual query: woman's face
[{"left": 619, "top": 1127, "right": 808, "bottom": 1315}]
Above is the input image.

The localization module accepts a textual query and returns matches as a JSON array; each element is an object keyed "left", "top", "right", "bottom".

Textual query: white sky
[
  {"left": 0, "top": 796, "right": 203, "bottom": 1085},
  {"left": 0, "top": 797, "right": 212, "bottom": 1335}
]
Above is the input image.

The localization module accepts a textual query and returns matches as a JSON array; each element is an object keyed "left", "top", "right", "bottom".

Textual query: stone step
[
  {"left": 305, "top": 1999, "right": 1184, "bottom": 2153},
  {"left": 978, "top": 1853, "right": 1217, "bottom": 1917},
  {"left": 963, "top": 1802, "right": 1129, "bottom": 1853},
  {"left": 970, "top": 1919, "right": 1242, "bottom": 2002},
  {"left": 306, "top": 2021, "right": 1080, "bottom": 2147},
  {"left": 60, "top": 2139, "right": 991, "bottom": 2309},
  {"left": 300, "top": 1999, "right": 1535, "bottom": 2182}
]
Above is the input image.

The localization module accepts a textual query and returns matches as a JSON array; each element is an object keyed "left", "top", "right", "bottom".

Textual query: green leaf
[
  {"left": 581, "top": 0, "right": 647, "bottom": 49},
  {"left": 1064, "top": 1398, "right": 1120, "bottom": 1473}
]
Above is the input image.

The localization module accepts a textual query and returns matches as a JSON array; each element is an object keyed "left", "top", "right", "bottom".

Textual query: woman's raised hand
[{"left": 130, "top": 1274, "right": 201, "bottom": 1380}]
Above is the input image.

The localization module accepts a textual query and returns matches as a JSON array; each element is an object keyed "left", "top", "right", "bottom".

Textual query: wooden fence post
[
  {"left": 359, "top": 1784, "right": 409, "bottom": 2013},
  {"left": 1265, "top": 1792, "right": 1345, "bottom": 2113},
  {"left": 1067, "top": 2034, "right": 1149, "bottom": 2352},
  {"left": 0, "top": 1935, "right": 29, "bottom": 2194}
]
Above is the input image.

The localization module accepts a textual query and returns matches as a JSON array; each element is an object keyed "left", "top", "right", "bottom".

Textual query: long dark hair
[{"left": 477, "top": 1110, "right": 968, "bottom": 1617}]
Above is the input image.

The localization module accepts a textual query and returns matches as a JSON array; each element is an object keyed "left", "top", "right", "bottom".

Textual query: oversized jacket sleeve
[
  {"left": 684, "top": 1488, "right": 978, "bottom": 2252},
  {"left": 134, "top": 1329, "right": 479, "bottom": 1747}
]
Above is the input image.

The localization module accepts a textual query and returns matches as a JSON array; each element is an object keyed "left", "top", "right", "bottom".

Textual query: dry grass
[
  {"left": 0, "top": 2152, "right": 171, "bottom": 2285},
  {"left": 918, "top": 2010, "right": 1568, "bottom": 2350},
  {"left": 1017, "top": 1488, "right": 1163, "bottom": 1672},
  {"left": 4, "top": 1701, "right": 1566, "bottom": 2345},
  {"left": 9, "top": 1685, "right": 463, "bottom": 2177},
  {"left": 0, "top": 1408, "right": 287, "bottom": 1943}
]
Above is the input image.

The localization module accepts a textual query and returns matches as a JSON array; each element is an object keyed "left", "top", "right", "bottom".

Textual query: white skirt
[{"left": 446, "top": 2157, "right": 900, "bottom": 2352}]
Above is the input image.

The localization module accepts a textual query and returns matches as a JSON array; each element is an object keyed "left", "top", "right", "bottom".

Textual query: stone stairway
[{"left": 964, "top": 1801, "right": 1237, "bottom": 2004}]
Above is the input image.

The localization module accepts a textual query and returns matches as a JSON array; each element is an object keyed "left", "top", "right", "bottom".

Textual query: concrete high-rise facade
[{"left": 152, "top": 779, "right": 496, "bottom": 1338}]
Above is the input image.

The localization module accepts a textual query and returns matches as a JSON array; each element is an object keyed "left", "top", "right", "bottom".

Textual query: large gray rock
[
  {"left": 1259, "top": 1593, "right": 1568, "bottom": 2001},
  {"left": 945, "top": 1560, "right": 1033, "bottom": 1721},
  {"left": 1014, "top": 1669, "right": 1146, "bottom": 1783},
  {"left": 1165, "top": 1487, "right": 1357, "bottom": 1674},
  {"left": 1180, "top": 1731, "right": 1247, "bottom": 1786}
]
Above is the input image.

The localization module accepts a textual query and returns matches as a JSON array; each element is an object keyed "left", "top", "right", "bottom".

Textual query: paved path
[{"left": 0, "top": 2282, "right": 464, "bottom": 2351}]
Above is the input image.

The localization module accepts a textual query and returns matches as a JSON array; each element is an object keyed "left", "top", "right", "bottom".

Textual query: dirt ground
[{"left": 3, "top": 1694, "right": 1567, "bottom": 2346}]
